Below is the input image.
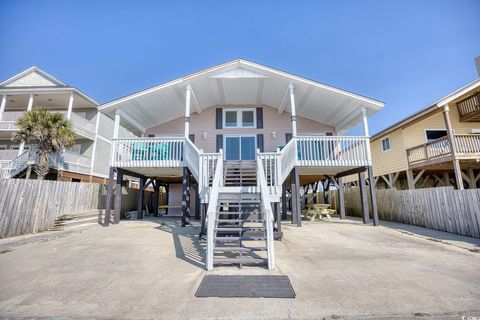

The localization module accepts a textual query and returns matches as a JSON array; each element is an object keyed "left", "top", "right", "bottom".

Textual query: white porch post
[
  {"left": 27, "top": 94, "right": 34, "bottom": 111},
  {"left": 185, "top": 84, "right": 192, "bottom": 138},
  {"left": 0, "top": 94, "right": 6, "bottom": 121},
  {"left": 113, "top": 112, "right": 121, "bottom": 139},
  {"left": 361, "top": 107, "right": 372, "bottom": 164},
  {"left": 66, "top": 92, "right": 75, "bottom": 120},
  {"left": 18, "top": 94, "right": 34, "bottom": 155},
  {"left": 289, "top": 84, "right": 297, "bottom": 137}
]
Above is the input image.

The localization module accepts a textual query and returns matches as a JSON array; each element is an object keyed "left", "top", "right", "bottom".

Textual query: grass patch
[{"left": 0, "top": 248, "right": 12, "bottom": 254}]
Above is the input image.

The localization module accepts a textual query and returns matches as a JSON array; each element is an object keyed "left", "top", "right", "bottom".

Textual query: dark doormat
[{"left": 195, "top": 275, "right": 296, "bottom": 298}]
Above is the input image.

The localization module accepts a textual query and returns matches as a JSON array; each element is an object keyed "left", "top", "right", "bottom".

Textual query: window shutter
[
  {"left": 256, "top": 107, "right": 263, "bottom": 128},
  {"left": 216, "top": 108, "right": 222, "bottom": 129},
  {"left": 285, "top": 133, "right": 292, "bottom": 143},
  {"left": 216, "top": 134, "right": 223, "bottom": 152},
  {"left": 257, "top": 134, "right": 264, "bottom": 152},
  {"left": 189, "top": 134, "right": 195, "bottom": 144}
]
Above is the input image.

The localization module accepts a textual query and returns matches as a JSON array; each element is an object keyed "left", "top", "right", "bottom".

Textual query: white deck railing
[
  {"left": 257, "top": 158, "right": 276, "bottom": 270},
  {"left": 205, "top": 152, "right": 224, "bottom": 271},
  {"left": 296, "top": 136, "right": 370, "bottom": 167},
  {"left": 112, "top": 135, "right": 370, "bottom": 198},
  {"left": 257, "top": 151, "right": 281, "bottom": 197},
  {"left": 112, "top": 137, "right": 185, "bottom": 168}
]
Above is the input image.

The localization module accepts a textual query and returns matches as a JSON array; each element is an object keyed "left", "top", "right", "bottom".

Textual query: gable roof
[
  {"left": 371, "top": 77, "right": 480, "bottom": 141},
  {"left": 100, "top": 59, "right": 384, "bottom": 133},
  {"left": 0, "top": 66, "right": 67, "bottom": 88},
  {"left": 0, "top": 66, "right": 99, "bottom": 106}
]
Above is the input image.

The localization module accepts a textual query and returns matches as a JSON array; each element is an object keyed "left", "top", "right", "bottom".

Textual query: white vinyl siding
[{"left": 93, "top": 139, "right": 111, "bottom": 176}]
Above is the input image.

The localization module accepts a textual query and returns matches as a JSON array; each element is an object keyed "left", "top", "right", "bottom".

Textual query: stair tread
[
  {"left": 214, "top": 246, "right": 267, "bottom": 252},
  {"left": 216, "top": 219, "right": 262, "bottom": 223},
  {"left": 215, "top": 227, "right": 264, "bottom": 231},
  {"left": 215, "top": 236, "right": 266, "bottom": 241},
  {"left": 213, "top": 258, "right": 266, "bottom": 264}
]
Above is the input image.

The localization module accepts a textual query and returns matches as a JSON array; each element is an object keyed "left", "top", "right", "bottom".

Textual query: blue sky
[{"left": 0, "top": 0, "right": 479, "bottom": 135}]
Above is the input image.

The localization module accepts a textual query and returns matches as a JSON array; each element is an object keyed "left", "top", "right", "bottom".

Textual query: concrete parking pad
[{"left": 1, "top": 217, "right": 479, "bottom": 319}]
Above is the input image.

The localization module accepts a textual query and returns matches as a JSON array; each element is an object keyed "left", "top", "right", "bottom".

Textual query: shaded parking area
[{"left": 1, "top": 217, "right": 479, "bottom": 319}]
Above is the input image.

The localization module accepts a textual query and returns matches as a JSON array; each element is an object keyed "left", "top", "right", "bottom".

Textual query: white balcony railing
[
  {"left": 112, "top": 137, "right": 185, "bottom": 168},
  {"left": 0, "top": 150, "right": 20, "bottom": 162},
  {"left": 112, "top": 135, "right": 371, "bottom": 199},
  {"left": 0, "top": 111, "right": 96, "bottom": 139}
]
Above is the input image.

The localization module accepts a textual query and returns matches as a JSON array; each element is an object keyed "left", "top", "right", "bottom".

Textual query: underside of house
[{"left": 99, "top": 59, "right": 384, "bottom": 270}]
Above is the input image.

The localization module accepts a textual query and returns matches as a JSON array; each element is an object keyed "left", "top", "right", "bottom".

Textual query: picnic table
[{"left": 304, "top": 204, "right": 336, "bottom": 222}]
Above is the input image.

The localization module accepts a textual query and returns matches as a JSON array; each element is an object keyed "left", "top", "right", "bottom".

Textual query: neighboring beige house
[{"left": 366, "top": 78, "right": 480, "bottom": 190}]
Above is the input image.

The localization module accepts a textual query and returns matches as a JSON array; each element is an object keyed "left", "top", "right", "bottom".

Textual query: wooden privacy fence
[
  {"left": 337, "top": 186, "right": 480, "bottom": 238},
  {"left": 0, "top": 179, "right": 144, "bottom": 239}
]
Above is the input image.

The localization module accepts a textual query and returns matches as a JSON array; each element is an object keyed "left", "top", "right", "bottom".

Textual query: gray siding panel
[{"left": 93, "top": 139, "right": 111, "bottom": 176}]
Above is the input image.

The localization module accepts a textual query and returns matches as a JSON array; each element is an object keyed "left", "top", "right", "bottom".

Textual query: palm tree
[{"left": 13, "top": 109, "right": 76, "bottom": 180}]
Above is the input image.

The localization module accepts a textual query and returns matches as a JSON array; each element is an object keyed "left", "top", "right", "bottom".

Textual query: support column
[
  {"left": 137, "top": 178, "right": 145, "bottom": 219},
  {"left": 104, "top": 167, "right": 115, "bottom": 226},
  {"left": 181, "top": 167, "right": 191, "bottom": 227},
  {"left": 0, "top": 94, "right": 6, "bottom": 121},
  {"left": 290, "top": 167, "right": 301, "bottom": 227},
  {"left": 185, "top": 84, "right": 191, "bottom": 138},
  {"left": 442, "top": 105, "right": 463, "bottom": 190},
  {"left": 338, "top": 177, "right": 346, "bottom": 219},
  {"left": 113, "top": 169, "right": 123, "bottom": 224},
  {"left": 367, "top": 166, "right": 379, "bottom": 226},
  {"left": 199, "top": 203, "right": 207, "bottom": 238},
  {"left": 113, "top": 112, "right": 121, "bottom": 139},
  {"left": 66, "top": 92, "right": 75, "bottom": 120},
  {"left": 361, "top": 107, "right": 372, "bottom": 165},
  {"left": 18, "top": 94, "right": 34, "bottom": 156},
  {"left": 194, "top": 181, "right": 200, "bottom": 220},
  {"left": 165, "top": 184, "right": 170, "bottom": 215},
  {"left": 27, "top": 94, "right": 33, "bottom": 111},
  {"left": 281, "top": 181, "right": 288, "bottom": 220},
  {"left": 406, "top": 169, "right": 415, "bottom": 189},
  {"left": 274, "top": 202, "right": 281, "bottom": 233},
  {"left": 358, "top": 171, "right": 369, "bottom": 224},
  {"left": 153, "top": 179, "right": 160, "bottom": 217},
  {"left": 289, "top": 84, "right": 297, "bottom": 137}
]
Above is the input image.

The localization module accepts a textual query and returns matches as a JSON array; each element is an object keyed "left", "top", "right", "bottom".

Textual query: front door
[{"left": 225, "top": 136, "right": 256, "bottom": 160}]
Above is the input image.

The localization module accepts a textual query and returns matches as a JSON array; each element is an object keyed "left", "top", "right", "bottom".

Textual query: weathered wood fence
[
  {"left": 336, "top": 186, "right": 480, "bottom": 238},
  {"left": 0, "top": 179, "right": 143, "bottom": 238}
]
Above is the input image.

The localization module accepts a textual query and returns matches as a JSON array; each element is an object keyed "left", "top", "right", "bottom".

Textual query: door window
[{"left": 225, "top": 136, "right": 256, "bottom": 160}]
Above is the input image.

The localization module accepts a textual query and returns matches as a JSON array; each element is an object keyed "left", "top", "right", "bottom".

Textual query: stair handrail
[
  {"left": 256, "top": 154, "right": 276, "bottom": 271},
  {"left": 205, "top": 149, "right": 223, "bottom": 271},
  {"left": 0, "top": 149, "right": 32, "bottom": 179},
  {"left": 184, "top": 137, "right": 201, "bottom": 182},
  {"left": 278, "top": 138, "right": 297, "bottom": 183}
]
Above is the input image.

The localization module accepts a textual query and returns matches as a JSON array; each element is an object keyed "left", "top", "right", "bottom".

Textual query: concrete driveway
[{"left": 0, "top": 217, "right": 479, "bottom": 320}]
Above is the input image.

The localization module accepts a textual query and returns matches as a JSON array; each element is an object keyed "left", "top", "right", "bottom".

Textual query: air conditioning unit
[{"left": 471, "top": 129, "right": 480, "bottom": 134}]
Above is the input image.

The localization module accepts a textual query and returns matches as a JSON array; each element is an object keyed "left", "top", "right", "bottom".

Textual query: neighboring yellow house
[{"left": 367, "top": 78, "right": 480, "bottom": 190}]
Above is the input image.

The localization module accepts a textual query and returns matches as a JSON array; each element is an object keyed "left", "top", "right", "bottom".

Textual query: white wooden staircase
[{"left": 206, "top": 157, "right": 276, "bottom": 270}]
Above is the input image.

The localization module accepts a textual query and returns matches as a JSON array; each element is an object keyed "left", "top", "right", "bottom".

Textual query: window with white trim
[
  {"left": 381, "top": 137, "right": 391, "bottom": 152},
  {"left": 223, "top": 109, "right": 256, "bottom": 128}
]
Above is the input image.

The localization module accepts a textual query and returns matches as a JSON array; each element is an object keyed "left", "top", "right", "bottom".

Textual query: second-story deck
[
  {"left": 0, "top": 111, "right": 96, "bottom": 140},
  {"left": 457, "top": 91, "right": 480, "bottom": 122},
  {"left": 406, "top": 134, "right": 480, "bottom": 168},
  {"left": 111, "top": 135, "right": 371, "bottom": 200}
]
